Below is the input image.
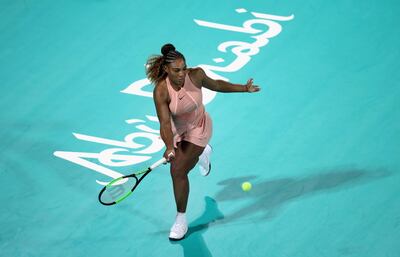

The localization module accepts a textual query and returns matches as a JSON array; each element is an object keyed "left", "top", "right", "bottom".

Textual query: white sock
[{"left": 176, "top": 212, "right": 187, "bottom": 225}]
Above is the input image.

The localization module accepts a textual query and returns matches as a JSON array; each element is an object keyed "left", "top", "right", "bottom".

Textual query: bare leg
[{"left": 170, "top": 141, "right": 205, "bottom": 213}]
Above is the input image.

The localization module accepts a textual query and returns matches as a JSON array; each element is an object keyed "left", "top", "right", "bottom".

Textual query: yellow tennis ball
[{"left": 241, "top": 182, "right": 252, "bottom": 192}]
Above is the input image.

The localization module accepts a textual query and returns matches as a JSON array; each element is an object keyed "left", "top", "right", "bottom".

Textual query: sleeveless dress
[{"left": 165, "top": 73, "right": 212, "bottom": 148}]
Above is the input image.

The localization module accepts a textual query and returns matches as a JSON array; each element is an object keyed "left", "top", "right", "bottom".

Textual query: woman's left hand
[{"left": 245, "top": 78, "right": 261, "bottom": 93}]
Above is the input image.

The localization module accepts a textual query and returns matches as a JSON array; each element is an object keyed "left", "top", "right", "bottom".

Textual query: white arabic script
[
  {"left": 121, "top": 8, "right": 294, "bottom": 104},
  {"left": 53, "top": 8, "right": 294, "bottom": 185}
]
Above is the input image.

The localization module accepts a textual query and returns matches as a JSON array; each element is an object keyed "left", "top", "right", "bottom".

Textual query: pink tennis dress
[{"left": 166, "top": 73, "right": 212, "bottom": 148}]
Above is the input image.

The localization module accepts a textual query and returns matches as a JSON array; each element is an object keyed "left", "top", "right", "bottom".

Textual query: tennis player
[{"left": 146, "top": 43, "right": 260, "bottom": 240}]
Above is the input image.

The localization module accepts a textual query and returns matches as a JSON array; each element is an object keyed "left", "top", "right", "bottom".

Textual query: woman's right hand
[{"left": 164, "top": 148, "right": 176, "bottom": 162}]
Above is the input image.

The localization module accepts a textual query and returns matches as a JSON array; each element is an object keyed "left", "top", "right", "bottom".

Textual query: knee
[{"left": 170, "top": 163, "right": 187, "bottom": 180}]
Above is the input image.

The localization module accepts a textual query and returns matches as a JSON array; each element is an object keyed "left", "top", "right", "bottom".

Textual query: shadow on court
[
  {"left": 161, "top": 168, "right": 390, "bottom": 256},
  {"left": 214, "top": 168, "right": 391, "bottom": 224},
  {"left": 170, "top": 196, "right": 224, "bottom": 257}
]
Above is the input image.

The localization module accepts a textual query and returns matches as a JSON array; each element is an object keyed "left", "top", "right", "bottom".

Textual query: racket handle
[{"left": 150, "top": 157, "right": 167, "bottom": 170}]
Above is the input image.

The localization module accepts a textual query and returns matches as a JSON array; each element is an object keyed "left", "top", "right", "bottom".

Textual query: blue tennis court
[{"left": 1, "top": 1, "right": 399, "bottom": 256}]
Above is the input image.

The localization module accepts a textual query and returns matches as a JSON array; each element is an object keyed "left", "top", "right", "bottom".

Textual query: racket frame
[{"left": 98, "top": 157, "right": 167, "bottom": 206}]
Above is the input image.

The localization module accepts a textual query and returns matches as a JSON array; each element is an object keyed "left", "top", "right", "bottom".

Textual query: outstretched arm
[
  {"left": 192, "top": 68, "right": 261, "bottom": 93},
  {"left": 153, "top": 83, "right": 175, "bottom": 161}
]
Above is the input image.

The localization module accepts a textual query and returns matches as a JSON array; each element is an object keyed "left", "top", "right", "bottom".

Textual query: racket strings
[{"left": 99, "top": 176, "right": 138, "bottom": 204}]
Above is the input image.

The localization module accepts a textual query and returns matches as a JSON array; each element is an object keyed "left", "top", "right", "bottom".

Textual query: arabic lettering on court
[
  {"left": 53, "top": 8, "right": 294, "bottom": 185},
  {"left": 54, "top": 116, "right": 163, "bottom": 185},
  {"left": 195, "top": 9, "right": 294, "bottom": 80},
  {"left": 121, "top": 8, "right": 294, "bottom": 104}
]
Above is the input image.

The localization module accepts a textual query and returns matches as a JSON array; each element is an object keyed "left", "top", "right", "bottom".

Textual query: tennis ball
[{"left": 241, "top": 182, "right": 252, "bottom": 192}]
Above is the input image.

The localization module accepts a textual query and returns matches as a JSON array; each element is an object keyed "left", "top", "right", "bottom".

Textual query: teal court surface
[{"left": 1, "top": 1, "right": 399, "bottom": 256}]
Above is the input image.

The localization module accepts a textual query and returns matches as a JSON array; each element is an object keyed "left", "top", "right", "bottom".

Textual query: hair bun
[{"left": 161, "top": 43, "right": 176, "bottom": 56}]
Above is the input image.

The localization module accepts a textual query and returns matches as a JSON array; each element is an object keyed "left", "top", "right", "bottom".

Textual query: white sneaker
[
  {"left": 169, "top": 222, "right": 188, "bottom": 241},
  {"left": 198, "top": 144, "right": 212, "bottom": 176}
]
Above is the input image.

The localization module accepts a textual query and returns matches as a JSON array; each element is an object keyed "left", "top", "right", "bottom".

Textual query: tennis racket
[{"left": 98, "top": 156, "right": 168, "bottom": 206}]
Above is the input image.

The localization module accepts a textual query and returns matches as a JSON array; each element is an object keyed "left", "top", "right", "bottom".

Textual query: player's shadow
[
  {"left": 214, "top": 168, "right": 391, "bottom": 224},
  {"left": 170, "top": 196, "right": 224, "bottom": 257}
]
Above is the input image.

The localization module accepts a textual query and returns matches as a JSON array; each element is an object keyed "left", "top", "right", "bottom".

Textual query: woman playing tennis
[{"left": 146, "top": 43, "right": 260, "bottom": 240}]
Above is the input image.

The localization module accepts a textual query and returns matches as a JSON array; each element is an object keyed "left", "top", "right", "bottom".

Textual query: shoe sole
[
  {"left": 205, "top": 145, "right": 212, "bottom": 176},
  {"left": 169, "top": 235, "right": 186, "bottom": 241},
  {"left": 204, "top": 163, "right": 211, "bottom": 176}
]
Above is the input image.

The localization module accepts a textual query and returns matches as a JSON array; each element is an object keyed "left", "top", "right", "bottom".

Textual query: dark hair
[{"left": 145, "top": 43, "right": 185, "bottom": 84}]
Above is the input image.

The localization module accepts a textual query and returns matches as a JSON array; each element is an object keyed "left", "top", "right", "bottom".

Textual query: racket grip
[{"left": 150, "top": 157, "right": 167, "bottom": 170}]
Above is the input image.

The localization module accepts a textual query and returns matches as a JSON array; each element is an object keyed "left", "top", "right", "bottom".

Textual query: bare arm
[
  {"left": 153, "top": 82, "right": 175, "bottom": 160},
  {"left": 190, "top": 68, "right": 261, "bottom": 93}
]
